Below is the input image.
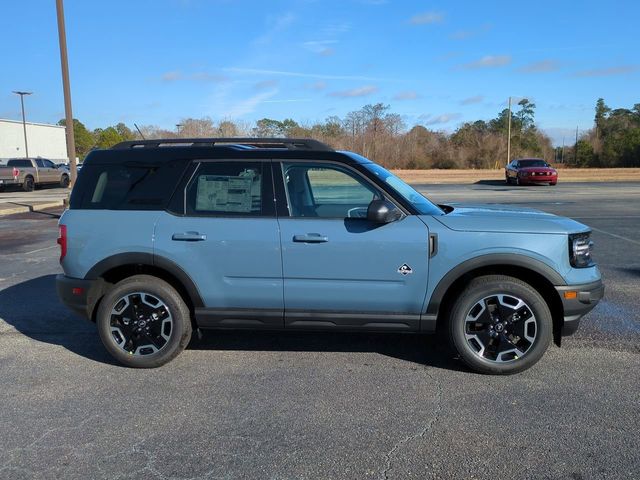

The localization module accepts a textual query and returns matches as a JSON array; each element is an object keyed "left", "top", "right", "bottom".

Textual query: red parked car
[{"left": 505, "top": 158, "right": 558, "bottom": 186}]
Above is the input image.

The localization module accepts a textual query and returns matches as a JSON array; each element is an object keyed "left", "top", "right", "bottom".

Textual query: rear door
[
  {"left": 154, "top": 160, "right": 284, "bottom": 328},
  {"left": 275, "top": 161, "right": 430, "bottom": 331}
]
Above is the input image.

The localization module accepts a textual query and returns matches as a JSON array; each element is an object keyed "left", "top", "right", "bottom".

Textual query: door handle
[
  {"left": 293, "top": 233, "right": 329, "bottom": 243},
  {"left": 172, "top": 232, "right": 207, "bottom": 242}
]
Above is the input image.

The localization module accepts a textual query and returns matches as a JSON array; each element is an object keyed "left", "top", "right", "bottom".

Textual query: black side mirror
[{"left": 367, "top": 199, "right": 403, "bottom": 224}]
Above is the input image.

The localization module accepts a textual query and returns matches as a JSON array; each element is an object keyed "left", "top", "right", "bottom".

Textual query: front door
[
  {"left": 275, "top": 161, "right": 429, "bottom": 331},
  {"left": 154, "top": 160, "right": 283, "bottom": 328},
  {"left": 35, "top": 158, "right": 58, "bottom": 183}
]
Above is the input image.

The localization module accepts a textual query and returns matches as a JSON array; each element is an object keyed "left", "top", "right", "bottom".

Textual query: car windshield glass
[
  {"left": 519, "top": 160, "right": 548, "bottom": 168},
  {"left": 363, "top": 163, "right": 443, "bottom": 215}
]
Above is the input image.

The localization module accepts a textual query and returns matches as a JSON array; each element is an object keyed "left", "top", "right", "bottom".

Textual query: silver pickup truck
[{"left": 0, "top": 158, "right": 70, "bottom": 191}]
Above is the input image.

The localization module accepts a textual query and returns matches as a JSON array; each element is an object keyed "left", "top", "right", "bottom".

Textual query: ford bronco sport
[{"left": 56, "top": 138, "right": 603, "bottom": 374}]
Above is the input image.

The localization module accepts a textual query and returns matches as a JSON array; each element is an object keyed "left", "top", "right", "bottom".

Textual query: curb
[{"left": 0, "top": 200, "right": 66, "bottom": 217}]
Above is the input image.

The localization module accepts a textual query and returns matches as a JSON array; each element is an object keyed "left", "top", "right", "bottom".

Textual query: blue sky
[{"left": 1, "top": 0, "right": 638, "bottom": 145}]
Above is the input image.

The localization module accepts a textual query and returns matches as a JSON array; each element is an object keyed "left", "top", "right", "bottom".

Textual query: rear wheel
[
  {"left": 23, "top": 176, "right": 35, "bottom": 192},
  {"left": 448, "top": 275, "right": 552, "bottom": 374},
  {"left": 60, "top": 174, "right": 70, "bottom": 188},
  {"left": 96, "top": 275, "right": 192, "bottom": 368}
]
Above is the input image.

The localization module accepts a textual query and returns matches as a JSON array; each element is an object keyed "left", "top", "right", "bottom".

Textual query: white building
[{"left": 0, "top": 119, "right": 68, "bottom": 163}]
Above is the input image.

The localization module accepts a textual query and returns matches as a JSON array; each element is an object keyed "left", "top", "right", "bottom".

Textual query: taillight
[
  {"left": 57, "top": 225, "right": 67, "bottom": 262},
  {"left": 12, "top": 167, "right": 19, "bottom": 179}
]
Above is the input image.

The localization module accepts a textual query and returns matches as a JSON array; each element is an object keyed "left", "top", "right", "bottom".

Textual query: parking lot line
[{"left": 591, "top": 227, "right": 640, "bottom": 246}]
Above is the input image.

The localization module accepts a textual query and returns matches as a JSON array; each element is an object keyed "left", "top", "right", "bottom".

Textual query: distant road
[{"left": 394, "top": 167, "right": 640, "bottom": 184}]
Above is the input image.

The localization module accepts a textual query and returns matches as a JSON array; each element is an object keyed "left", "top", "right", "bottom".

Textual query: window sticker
[{"left": 195, "top": 170, "right": 259, "bottom": 213}]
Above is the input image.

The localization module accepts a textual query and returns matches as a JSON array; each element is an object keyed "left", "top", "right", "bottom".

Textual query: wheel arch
[
  {"left": 85, "top": 253, "right": 204, "bottom": 322},
  {"left": 428, "top": 254, "right": 566, "bottom": 345}
]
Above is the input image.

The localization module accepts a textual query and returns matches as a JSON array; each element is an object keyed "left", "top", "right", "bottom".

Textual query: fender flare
[
  {"left": 85, "top": 252, "right": 204, "bottom": 308},
  {"left": 426, "top": 253, "right": 566, "bottom": 317}
]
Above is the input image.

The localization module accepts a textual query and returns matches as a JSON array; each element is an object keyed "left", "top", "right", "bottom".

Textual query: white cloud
[
  {"left": 518, "top": 60, "right": 561, "bottom": 73},
  {"left": 574, "top": 65, "right": 639, "bottom": 77},
  {"left": 460, "top": 95, "right": 484, "bottom": 105},
  {"left": 449, "top": 24, "right": 492, "bottom": 40},
  {"left": 307, "top": 81, "right": 327, "bottom": 90},
  {"left": 461, "top": 55, "right": 512, "bottom": 69},
  {"left": 303, "top": 40, "right": 338, "bottom": 56},
  {"left": 329, "top": 85, "right": 379, "bottom": 97},
  {"left": 227, "top": 90, "right": 278, "bottom": 118},
  {"left": 161, "top": 71, "right": 183, "bottom": 82},
  {"left": 225, "top": 67, "right": 393, "bottom": 82},
  {"left": 422, "top": 113, "right": 462, "bottom": 125},
  {"left": 254, "top": 79, "right": 279, "bottom": 90},
  {"left": 393, "top": 90, "right": 420, "bottom": 101},
  {"left": 409, "top": 11, "right": 444, "bottom": 25}
]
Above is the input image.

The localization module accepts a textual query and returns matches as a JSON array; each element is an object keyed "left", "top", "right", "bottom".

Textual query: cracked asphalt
[{"left": 0, "top": 182, "right": 639, "bottom": 480}]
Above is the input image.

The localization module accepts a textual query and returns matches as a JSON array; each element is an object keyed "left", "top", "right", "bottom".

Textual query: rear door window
[{"left": 184, "top": 161, "right": 274, "bottom": 216}]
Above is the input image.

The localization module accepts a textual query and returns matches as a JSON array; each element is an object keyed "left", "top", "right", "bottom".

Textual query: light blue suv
[{"left": 56, "top": 138, "right": 603, "bottom": 374}]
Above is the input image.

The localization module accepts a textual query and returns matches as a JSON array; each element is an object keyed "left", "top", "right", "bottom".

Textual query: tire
[
  {"left": 550, "top": 182, "right": 557, "bottom": 186},
  {"left": 96, "top": 275, "right": 192, "bottom": 368},
  {"left": 60, "top": 174, "right": 70, "bottom": 188},
  {"left": 448, "top": 275, "right": 552, "bottom": 375},
  {"left": 23, "top": 176, "right": 35, "bottom": 192}
]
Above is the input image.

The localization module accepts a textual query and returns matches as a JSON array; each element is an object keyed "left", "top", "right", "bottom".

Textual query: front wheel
[
  {"left": 448, "top": 275, "right": 552, "bottom": 374},
  {"left": 60, "top": 174, "right": 70, "bottom": 188},
  {"left": 96, "top": 275, "right": 192, "bottom": 368}
]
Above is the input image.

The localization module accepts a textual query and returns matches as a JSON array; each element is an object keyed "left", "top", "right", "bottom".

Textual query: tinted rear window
[
  {"left": 70, "top": 161, "right": 188, "bottom": 210},
  {"left": 7, "top": 159, "right": 32, "bottom": 167}
]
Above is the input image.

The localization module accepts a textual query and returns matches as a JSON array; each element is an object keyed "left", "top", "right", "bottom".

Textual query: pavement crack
[{"left": 379, "top": 369, "right": 443, "bottom": 480}]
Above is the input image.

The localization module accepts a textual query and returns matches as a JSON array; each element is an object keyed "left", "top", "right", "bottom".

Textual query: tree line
[
  {"left": 572, "top": 98, "right": 640, "bottom": 168},
  {"left": 60, "top": 97, "right": 639, "bottom": 169}
]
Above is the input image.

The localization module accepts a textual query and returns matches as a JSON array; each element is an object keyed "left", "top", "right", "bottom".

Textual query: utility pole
[
  {"left": 56, "top": 0, "right": 77, "bottom": 187},
  {"left": 575, "top": 126, "right": 579, "bottom": 165},
  {"left": 506, "top": 96, "right": 512, "bottom": 166},
  {"left": 561, "top": 137, "right": 565, "bottom": 163},
  {"left": 12, "top": 91, "right": 32, "bottom": 158}
]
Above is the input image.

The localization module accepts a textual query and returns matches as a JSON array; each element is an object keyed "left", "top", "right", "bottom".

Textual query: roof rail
[{"left": 111, "top": 137, "right": 334, "bottom": 151}]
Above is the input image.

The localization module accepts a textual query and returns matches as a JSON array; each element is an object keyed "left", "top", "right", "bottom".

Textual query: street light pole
[
  {"left": 506, "top": 96, "right": 512, "bottom": 166},
  {"left": 56, "top": 0, "right": 77, "bottom": 187},
  {"left": 13, "top": 91, "right": 32, "bottom": 158}
]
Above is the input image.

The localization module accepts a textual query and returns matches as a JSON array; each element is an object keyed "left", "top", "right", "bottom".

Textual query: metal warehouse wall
[{"left": 0, "top": 119, "right": 68, "bottom": 162}]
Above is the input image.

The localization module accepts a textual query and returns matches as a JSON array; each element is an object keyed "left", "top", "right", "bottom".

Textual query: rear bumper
[
  {"left": 56, "top": 274, "right": 106, "bottom": 321},
  {"left": 555, "top": 279, "right": 604, "bottom": 335}
]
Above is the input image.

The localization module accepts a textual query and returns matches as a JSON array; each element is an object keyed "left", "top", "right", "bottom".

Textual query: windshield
[
  {"left": 363, "top": 163, "right": 443, "bottom": 215},
  {"left": 519, "top": 159, "right": 548, "bottom": 168}
]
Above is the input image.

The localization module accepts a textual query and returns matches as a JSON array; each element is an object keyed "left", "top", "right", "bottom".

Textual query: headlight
[{"left": 569, "top": 232, "right": 594, "bottom": 268}]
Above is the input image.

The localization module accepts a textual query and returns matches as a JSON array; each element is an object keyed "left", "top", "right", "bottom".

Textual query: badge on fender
[{"left": 397, "top": 264, "right": 413, "bottom": 275}]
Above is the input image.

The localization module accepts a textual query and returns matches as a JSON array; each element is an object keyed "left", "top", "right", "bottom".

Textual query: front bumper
[
  {"left": 56, "top": 274, "right": 106, "bottom": 321},
  {"left": 520, "top": 174, "right": 557, "bottom": 183},
  {"left": 555, "top": 279, "right": 604, "bottom": 335}
]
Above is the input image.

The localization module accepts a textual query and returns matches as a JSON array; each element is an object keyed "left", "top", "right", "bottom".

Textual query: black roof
[{"left": 83, "top": 138, "right": 371, "bottom": 166}]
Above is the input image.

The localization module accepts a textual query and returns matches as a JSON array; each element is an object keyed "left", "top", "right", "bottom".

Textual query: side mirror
[{"left": 367, "top": 199, "right": 403, "bottom": 224}]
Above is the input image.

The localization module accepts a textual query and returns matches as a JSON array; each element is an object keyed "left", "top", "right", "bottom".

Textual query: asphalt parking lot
[{"left": 0, "top": 182, "right": 639, "bottom": 479}]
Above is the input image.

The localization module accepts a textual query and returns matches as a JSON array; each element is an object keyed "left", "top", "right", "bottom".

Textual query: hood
[{"left": 434, "top": 203, "right": 589, "bottom": 234}]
